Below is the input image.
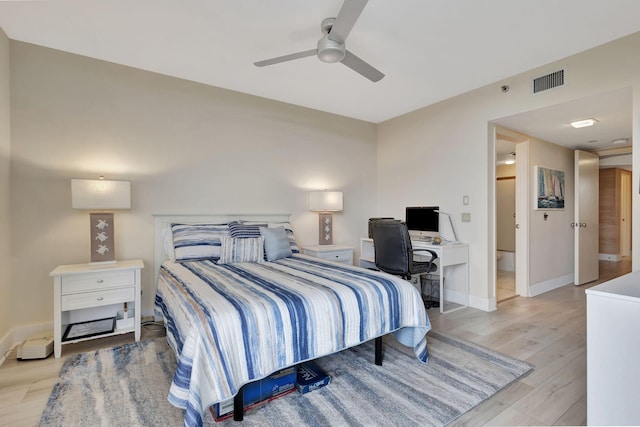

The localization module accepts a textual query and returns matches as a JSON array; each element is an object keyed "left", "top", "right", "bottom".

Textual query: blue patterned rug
[{"left": 39, "top": 332, "right": 532, "bottom": 426}]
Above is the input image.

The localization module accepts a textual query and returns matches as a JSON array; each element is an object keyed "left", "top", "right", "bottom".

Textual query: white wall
[
  {"left": 9, "top": 41, "right": 378, "bottom": 328},
  {"left": 0, "top": 28, "right": 11, "bottom": 344},
  {"left": 528, "top": 138, "right": 575, "bottom": 292},
  {"left": 378, "top": 31, "right": 640, "bottom": 311}
]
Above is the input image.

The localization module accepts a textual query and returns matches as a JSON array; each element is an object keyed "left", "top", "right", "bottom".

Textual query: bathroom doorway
[{"left": 496, "top": 135, "right": 518, "bottom": 301}]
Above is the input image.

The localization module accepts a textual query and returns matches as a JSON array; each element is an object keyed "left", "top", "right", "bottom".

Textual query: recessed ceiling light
[
  {"left": 504, "top": 152, "right": 516, "bottom": 165},
  {"left": 570, "top": 118, "right": 598, "bottom": 128},
  {"left": 612, "top": 138, "right": 629, "bottom": 145}
]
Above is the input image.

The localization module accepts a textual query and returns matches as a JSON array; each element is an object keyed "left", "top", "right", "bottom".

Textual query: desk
[{"left": 359, "top": 238, "right": 469, "bottom": 314}]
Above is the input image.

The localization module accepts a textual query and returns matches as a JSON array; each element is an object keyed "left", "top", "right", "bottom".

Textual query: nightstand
[
  {"left": 49, "top": 259, "right": 144, "bottom": 358},
  {"left": 302, "top": 245, "right": 354, "bottom": 265}
]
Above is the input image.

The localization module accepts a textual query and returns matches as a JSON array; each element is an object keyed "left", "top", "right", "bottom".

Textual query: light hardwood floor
[
  {"left": 0, "top": 259, "right": 631, "bottom": 426},
  {"left": 496, "top": 268, "right": 516, "bottom": 302}
]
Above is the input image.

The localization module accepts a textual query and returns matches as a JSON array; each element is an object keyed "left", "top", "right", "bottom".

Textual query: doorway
[
  {"left": 491, "top": 88, "right": 633, "bottom": 306},
  {"left": 496, "top": 135, "right": 518, "bottom": 302}
]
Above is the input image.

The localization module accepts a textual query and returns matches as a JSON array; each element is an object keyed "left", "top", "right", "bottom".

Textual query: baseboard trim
[
  {"left": 529, "top": 274, "right": 574, "bottom": 296},
  {"left": 0, "top": 329, "right": 11, "bottom": 366},
  {"left": 468, "top": 294, "right": 496, "bottom": 312}
]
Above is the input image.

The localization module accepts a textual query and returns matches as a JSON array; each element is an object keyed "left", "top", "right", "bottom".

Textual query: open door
[
  {"left": 515, "top": 141, "right": 529, "bottom": 296},
  {"left": 574, "top": 150, "right": 599, "bottom": 285}
]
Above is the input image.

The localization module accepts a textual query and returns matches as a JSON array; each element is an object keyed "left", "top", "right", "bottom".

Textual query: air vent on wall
[{"left": 532, "top": 69, "right": 565, "bottom": 93}]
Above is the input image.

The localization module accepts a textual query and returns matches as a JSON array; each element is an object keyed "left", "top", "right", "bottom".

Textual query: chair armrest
[{"left": 411, "top": 249, "right": 438, "bottom": 260}]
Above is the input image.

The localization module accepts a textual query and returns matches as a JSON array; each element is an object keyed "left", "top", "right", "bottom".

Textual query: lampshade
[
  {"left": 309, "top": 191, "right": 343, "bottom": 212},
  {"left": 71, "top": 179, "right": 131, "bottom": 210}
]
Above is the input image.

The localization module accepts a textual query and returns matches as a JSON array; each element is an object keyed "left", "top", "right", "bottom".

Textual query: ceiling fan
[{"left": 254, "top": 0, "right": 384, "bottom": 82}]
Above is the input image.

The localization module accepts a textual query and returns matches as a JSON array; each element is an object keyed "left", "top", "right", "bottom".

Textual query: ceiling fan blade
[
  {"left": 328, "top": 0, "right": 368, "bottom": 43},
  {"left": 254, "top": 49, "right": 317, "bottom": 67},
  {"left": 341, "top": 50, "right": 384, "bottom": 82}
]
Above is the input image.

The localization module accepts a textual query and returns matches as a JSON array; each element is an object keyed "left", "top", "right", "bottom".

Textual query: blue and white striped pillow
[
  {"left": 229, "top": 221, "right": 266, "bottom": 239},
  {"left": 218, "top": 236, "right": 265, "bottom": 264},
  {"left": 171, "top": 223, "right": 230, "bottom": 262}
]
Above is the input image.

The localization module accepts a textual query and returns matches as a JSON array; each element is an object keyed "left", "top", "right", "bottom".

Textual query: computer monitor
[{"left": 405, "top": 206, "right": 439, "bottom": 240}]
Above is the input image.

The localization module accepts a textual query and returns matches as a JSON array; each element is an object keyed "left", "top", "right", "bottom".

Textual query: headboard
[{"left": 152, "top": 213, "right": 291, "bottom": 290}]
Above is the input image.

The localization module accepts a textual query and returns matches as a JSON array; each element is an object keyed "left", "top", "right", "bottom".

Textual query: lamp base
[
  {"left": 90, "top": 212, "right": 116, "bottom": 263},
  {"left": 318, "top": 213, "right": 334, "bottom": 245}
]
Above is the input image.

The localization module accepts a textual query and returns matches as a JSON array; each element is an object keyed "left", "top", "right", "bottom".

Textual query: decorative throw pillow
[
  {"left": 240, "top": 220, "right": 300, "bottom": 254},
  {"left": 260, "top": 226, "right": 293, "bottom": 261},
  {"left": 218, "top": 236, "right": 265, "bottom": 264},
  {"left": 229, "top": 221, "right": 267, "bottom": 239},
  {"left": 171, "top": 223, "right": 230, "bottom": 262}
]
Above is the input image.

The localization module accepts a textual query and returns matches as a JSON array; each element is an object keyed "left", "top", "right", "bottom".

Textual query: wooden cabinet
[
  {"left": 599, "top": 167, "right": 632, "bottom": 260},
  {"left": 50, "top": 259, "right": 143, "bottom": 358}
]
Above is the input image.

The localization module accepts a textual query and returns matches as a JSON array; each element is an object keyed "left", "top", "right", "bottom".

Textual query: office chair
[{"left": 370, "top": 220, "right": 439, "bottom": 308}]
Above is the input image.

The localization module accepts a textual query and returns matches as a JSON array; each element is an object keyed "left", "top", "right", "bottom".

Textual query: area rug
[{"left": 39, "top": 332, "right": 533, "bottom": 426}]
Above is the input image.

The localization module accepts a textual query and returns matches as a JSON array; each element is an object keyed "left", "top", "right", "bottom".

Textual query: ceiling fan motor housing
[{"left": 317, "top": 35, "right": 346, "bottom": 63}]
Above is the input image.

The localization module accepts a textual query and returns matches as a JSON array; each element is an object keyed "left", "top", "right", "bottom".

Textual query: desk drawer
[
  {"left": 62, "top": 270, "right": 135, "bottom": 293},
  {"left": 441, "top": 246, "right": 468, "bottom": 266},
  {"left": 61, "top": 287, "right": 135, "bottom": 311}
]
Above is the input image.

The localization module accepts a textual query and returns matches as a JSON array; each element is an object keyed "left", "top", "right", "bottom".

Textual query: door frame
[{"left": 515, "top": 141, "right": 530, "bottom": 297}]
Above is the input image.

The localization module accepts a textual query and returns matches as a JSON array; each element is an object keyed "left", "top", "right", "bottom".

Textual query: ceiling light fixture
[
  {"left": 612, "top": 138, "right": 629, "bottom": 145},
  {"left": 570, "top": 118, "right": 598, "bottom": 128},
  {"left": 504, "top": 152, "right": 516, "bottom": 165}
]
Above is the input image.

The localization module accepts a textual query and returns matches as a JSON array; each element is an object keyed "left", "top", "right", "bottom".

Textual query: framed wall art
[{"left": 535, "top": 166, "right": 565, "bottom": 209}]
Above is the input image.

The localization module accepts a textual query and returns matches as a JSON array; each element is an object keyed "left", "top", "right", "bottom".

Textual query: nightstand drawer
[
  {"left": 61, "top": 270, "right": 135, "bottom": 294},
  {"left": 61, "top": 287, "right": 135, "bottom": 310},
  {"left": 303, "top": 245, "right": 354, "bottom": 265},
  {"left": 322, "top": 250, "right": 352, "bottom": 263}
]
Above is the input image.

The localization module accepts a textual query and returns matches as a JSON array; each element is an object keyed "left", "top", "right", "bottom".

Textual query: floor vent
[{"left": 532, "top": 69, "right": 564, "bottom": 93}]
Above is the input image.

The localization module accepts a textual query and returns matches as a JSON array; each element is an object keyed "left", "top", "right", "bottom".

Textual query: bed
[{"left": 152, "top": 214, "right": 431, "bottom": 426}]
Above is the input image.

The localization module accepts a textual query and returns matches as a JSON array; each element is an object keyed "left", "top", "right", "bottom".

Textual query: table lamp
[
  {"left": 309, "top": 190, "right": 343, "bottom": 245},
  {"left": 71, "top": 178, "right": 131, "bottom": 264}
]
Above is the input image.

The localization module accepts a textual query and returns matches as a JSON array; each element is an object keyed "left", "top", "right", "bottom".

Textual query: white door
[
  {"left": 515, "top": 141, "right": 529, "bottom": 296},
  {"left": 574, "top": 150, "right": 599, "bottom": 285}
]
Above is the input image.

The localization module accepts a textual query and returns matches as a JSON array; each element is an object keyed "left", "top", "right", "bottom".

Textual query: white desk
[{"left": 359, "top": 238, "right": 469, "bottom": 313}]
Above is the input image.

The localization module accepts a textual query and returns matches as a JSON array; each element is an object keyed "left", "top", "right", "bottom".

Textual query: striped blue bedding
[{"left": 154, "top": 254, "right": 431, "bottom": 426}]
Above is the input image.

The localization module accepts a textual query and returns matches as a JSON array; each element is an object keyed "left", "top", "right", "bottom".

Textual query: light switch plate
[{"left": 463, "top": 195, "right": 469, "bottom": 205}]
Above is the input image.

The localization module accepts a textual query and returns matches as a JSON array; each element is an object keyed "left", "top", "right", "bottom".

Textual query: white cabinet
[
  {"left": 586, "top": 271, "right": 640, "bottom": 425},
  {"left": 50, "top": 259, "right": 144, "bottom": 358},
  {"left": 302, "top": 245, "right": 354, "bottom": 265}
]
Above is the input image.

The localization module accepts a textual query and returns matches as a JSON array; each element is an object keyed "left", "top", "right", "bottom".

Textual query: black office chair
[{"left": 370, "top": 220, "right": 439, "bottom": 308}]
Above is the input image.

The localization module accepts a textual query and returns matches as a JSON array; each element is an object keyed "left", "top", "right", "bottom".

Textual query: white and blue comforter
[{"left": 154, "top": 254, "right": 431, "bottom": 426}]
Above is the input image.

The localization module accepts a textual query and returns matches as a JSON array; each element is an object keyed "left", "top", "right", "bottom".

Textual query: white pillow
[{"left": 161, "top": 227, "right": 176, "bottom": 261}]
